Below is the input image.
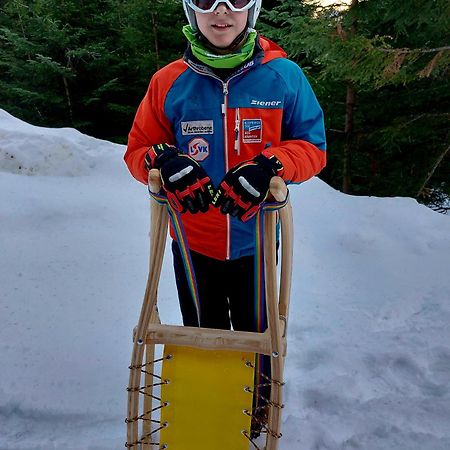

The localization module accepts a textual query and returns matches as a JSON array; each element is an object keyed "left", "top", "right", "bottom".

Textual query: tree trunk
[
  {"left": 62, "top": 76, "right": 74, "bottom": 126},
  {"left": 342, "top": 83, "right": 355, "bottom": 193},
  {"left": 341, "top": 0, "right": 358, "bottom": 193},
  {"left": 151, "top": 11, "right": 160, "bottom": 71}
]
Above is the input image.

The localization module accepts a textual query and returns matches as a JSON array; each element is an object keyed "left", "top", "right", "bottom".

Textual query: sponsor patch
[
  {"left": 250, "top": 99, "right": 282, "bottom": 107},
  {"left": 188, "top": 137, "right": 210, "bottom": 162},
  {"left": 242, "top": 119, "right": 263, "bottom": 144},
  {"left": 181, "top": 120, "right": 214, "bottom": 135}
]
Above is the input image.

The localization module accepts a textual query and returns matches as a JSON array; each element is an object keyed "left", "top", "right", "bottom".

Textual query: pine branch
[
  {"left": 417, "top": 138, "right": 450, "bottom": 198},
  {"left": 394, "top": 113, "right": 450, "bottom": 131},
  {"left": 314, "top": 2, "right": 352, "bottom": 11},
  {"left": 378, "top": 46, "right": 450, "bottom": 55}
]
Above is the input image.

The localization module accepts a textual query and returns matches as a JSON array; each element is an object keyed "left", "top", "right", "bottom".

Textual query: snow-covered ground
[{"left": 1, "top": 108, "right": 450, "bottom": 450}]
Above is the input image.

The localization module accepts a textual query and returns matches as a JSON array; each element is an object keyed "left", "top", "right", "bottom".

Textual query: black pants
[
  {"left": 172, "top": 241, "right": 265, "bottom": 332},
  {"left": 172, "top": 240, "right": 271, "bottom": 412}
]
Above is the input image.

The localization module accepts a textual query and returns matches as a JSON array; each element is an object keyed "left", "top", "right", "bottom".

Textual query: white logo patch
[
  {"left": 181, "top": 120, "right": 214, "bottom": 135},
  {"left": 250, "top": 99, "right": 282, "bottom": 107},
  {"left": 188, "top": 137, "right": 210, "bottom": 162}
]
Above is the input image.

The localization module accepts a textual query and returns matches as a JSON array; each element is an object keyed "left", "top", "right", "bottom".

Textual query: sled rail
[{"left": 127, "top": 170, "right": 293, "bottom": 450}]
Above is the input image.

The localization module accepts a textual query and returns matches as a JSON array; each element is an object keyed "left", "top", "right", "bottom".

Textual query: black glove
[
  {"left": 145, "top": 143, "right": 213, "bottom": 214},
  {"left": 212, "top": 151, "right": 284, "bottom": 222}
]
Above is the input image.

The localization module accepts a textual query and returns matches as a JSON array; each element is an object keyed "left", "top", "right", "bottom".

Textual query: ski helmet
[{"left": 182, "top": 0, "right": 262, "bottom": 31}]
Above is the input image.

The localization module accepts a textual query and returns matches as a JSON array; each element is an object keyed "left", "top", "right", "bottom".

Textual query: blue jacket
[{"left": 125, "top": 36, "right": 326, "bottom": 260}]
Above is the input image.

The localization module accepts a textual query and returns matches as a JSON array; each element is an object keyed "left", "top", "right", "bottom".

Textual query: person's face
[{"left": 195, "top": 3, "right": 248, "bottom": 49}]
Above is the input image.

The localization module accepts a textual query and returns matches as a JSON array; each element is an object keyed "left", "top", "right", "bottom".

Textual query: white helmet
[{"left": 183, "top": 0, "right": 262, "bottom": 31}]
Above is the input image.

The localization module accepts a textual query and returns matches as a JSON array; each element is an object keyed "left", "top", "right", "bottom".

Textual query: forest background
[{"left": 0, "top": 0, "right": 448, "bottom": 210}]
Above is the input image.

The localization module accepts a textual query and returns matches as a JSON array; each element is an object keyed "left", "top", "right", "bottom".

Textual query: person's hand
[
  {"left": 145, "top": 144, "right": 213, "bottom": 213},
  {"left": 212, "top": 151, "right": 284, "bottom": 222}
]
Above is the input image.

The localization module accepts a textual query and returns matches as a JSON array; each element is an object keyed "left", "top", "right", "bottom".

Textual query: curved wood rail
[
  {"left": 127, "top": 170, "right": 293, "bottom": 450},
  {"left": 126, "top": 184, "right": 168, "bottom": 448}
]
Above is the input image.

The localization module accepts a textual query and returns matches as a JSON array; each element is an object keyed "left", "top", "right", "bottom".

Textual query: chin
[
  {"left": 209, "top": 36, "right": 235, "bottom": 48},
  {"left": 214, "top": 41, "right": 233, "bottom": 49}
]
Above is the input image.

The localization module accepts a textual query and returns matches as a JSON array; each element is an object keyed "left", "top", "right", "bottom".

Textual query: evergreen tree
[
  {"left": 261, "top": 0, "right": 449, "bottom": 211},
  {"left": 0, "top": 0, "right": 185, "bottom": 142}
]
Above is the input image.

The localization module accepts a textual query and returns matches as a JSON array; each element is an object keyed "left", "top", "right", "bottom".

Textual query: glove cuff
[
  {"left": 255, "top": 150, "right": 284, "bottom": 177},
  {"left": 145, "top": 143, "right": 178, "bottom": 171}
]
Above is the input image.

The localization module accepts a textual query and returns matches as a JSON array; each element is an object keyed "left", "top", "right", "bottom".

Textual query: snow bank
[
  {"left": 1, "top": 109, "right": 450, "bottom": 450},
  {"left": 0, "top": 109, "right": 122, "bottom": 177}
]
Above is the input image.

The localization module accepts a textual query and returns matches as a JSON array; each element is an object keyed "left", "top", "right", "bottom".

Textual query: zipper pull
[
  {"left": 234, "top": 108, "right": 240, "bottom": 155},
  {"left": 223, "top": 83, "right": 228, "bottom": 96}
]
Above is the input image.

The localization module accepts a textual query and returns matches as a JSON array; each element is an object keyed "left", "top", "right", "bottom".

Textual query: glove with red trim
[
  {"left": 145, "top": 143, "right": 214, "bottom": 214},
  {"left": 212, "top": 151, "right": 284, "bottom": 222}
]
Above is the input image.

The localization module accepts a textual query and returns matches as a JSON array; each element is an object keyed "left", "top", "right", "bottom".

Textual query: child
[{"left": 125, "top": 0, "right": 326, "bottom": 437}]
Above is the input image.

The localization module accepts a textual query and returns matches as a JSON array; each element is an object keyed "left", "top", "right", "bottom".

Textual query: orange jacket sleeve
[
  {"left": 124, "top": 61, "right": 187, "bottom": 184},
  {"left": 269, "top": 140, "right": 326, "bottom": 183}
]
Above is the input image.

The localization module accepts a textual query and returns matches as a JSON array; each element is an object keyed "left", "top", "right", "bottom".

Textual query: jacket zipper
[
  {"left": 222, "top": 81, "right": 231, "bottom": 259},
  {"left": 184, "top": 60, "right": 244, "bottom": 259},
  {"left": 219, "top": 74, "right": 244, "bottom": 259}
]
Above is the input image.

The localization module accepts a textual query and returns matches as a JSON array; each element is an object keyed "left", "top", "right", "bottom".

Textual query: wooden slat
[
  {"left": 268, "top": 176, "right": 288, "bottom": 202},
  {"left": 265, "top": 177, "right": 291, "bottom": 450},
  {"left": 126, "top": 196, "right": 168, "bottom": 448},
  {"left": 145, "top": 323, "right": 274, "bottom": 355},
  {"left": 142, "top": 308, "right": 161, "bottom": 450},
  {"left": 279, "top": 200, "right": 293, "bottom": 348}
]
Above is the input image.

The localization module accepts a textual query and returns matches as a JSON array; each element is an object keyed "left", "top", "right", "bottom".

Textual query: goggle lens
[{"left": 192, "top": 0, "right": 253, "bottom": 12}]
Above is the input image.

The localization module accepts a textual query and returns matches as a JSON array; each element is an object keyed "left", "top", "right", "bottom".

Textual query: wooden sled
[{"left": 126, "top": 169, "right": 293, "bottom": 450}]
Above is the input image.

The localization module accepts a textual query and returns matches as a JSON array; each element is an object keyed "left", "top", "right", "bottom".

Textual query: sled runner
[{"left": 126, "top": 169, "right": 293, "bottom": 450}]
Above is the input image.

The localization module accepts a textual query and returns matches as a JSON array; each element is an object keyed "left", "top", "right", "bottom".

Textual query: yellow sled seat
[{"left": 160, "top": 345, "right": 255, "bottom": 450}]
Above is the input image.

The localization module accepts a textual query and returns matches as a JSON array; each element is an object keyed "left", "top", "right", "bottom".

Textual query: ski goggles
[{"left": 186, "top": 0, "right": 256, "bottom": 14}]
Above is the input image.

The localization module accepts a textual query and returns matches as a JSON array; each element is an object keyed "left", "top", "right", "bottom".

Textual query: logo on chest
[
  {"left": 250, "top": 99, "right": 282, "bottom": 107},
  {"left": 188, "top": 137, "right": 210, "bottom": 162},
  {"left": 242, "top": 119, "right": 263, "bottom": 144},
  {"left": 181, "top": 120, "right": 214, "bottom": 135}
]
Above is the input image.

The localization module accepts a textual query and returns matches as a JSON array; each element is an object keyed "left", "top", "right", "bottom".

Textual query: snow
[{"left": 1, "top": 107, "right": 450, "bottom": 449}]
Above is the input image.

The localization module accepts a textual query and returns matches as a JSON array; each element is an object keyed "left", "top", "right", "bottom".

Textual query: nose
[{"left": 214, "top": 2, "right": 229, "bottom": 14}]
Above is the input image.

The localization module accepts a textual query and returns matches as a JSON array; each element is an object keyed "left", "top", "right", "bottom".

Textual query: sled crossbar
[{"left": 144, "top": 323, "right": 284, "bottom": 356}]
